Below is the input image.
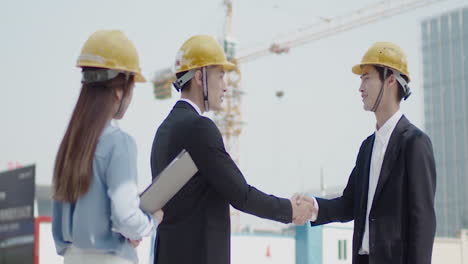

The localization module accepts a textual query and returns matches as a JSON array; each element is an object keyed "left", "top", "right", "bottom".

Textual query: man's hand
[{"left": 290, "top": 193, "right": 318, "bottom": 225}]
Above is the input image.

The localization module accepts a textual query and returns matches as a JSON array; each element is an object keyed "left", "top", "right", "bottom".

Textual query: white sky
[{"left": 1, "top": 0, "right": 466, "bottom": 203}]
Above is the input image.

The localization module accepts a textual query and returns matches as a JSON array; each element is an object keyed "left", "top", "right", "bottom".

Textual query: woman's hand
[
  {"left": 153, "top": 209, "right": 164, "bottom": 223},
  {"left": 129, "top": 239, "right": 141, "bottom": 248}
]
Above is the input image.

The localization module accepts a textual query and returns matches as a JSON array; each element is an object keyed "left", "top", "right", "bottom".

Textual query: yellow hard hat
[
  {"left": 77, "top": 30, "right": 146, "bottom": 82},
  {"left": 352, "top": 42, "right": 410, "bottom": 81},
  {"left": 174, "top": 35, "right": 236, "bottom": 73}
]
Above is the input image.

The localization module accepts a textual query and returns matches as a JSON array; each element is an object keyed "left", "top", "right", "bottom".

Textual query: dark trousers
[{"left": 356, "top": 254, "right": 369, "bottom": 264}]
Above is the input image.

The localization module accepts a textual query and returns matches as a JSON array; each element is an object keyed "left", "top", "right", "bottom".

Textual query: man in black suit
[
  {"left": 150, "top": 35, "right": 315, "bottom": 264},
  {"left": 302, "top": 42, "right": 436, "bottom": 264}
]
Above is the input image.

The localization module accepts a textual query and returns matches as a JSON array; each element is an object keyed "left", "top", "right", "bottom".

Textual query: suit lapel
[{"left": 372, "top": 116, "right": 409, "bottom": 204}]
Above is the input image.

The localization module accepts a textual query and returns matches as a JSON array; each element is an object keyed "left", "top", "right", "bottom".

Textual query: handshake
[{"left": 290, "top": 194, "right": 318, "bottom": 225}]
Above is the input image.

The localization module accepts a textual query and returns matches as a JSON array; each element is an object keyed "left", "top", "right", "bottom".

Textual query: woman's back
[
  {"left": 53, "top": 124, "right": 153, "bottom": 263},
  {"left": 52, "top": 29, "right": 161, "bottom": 264}
]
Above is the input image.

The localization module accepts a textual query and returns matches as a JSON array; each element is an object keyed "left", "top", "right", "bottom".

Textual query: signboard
[{"left": 0, "top": 165, "right": 35, "bottom": 264}]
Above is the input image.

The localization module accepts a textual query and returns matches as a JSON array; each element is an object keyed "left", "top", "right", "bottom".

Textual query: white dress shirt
[
  {"left": 359, "top": 110, "right": 403, "bottom": 255},
  {"left": 179, "top": 98, "right": 202, "bottom": 115}
]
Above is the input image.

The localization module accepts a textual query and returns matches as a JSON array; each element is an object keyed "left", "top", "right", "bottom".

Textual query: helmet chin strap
[
  {"left": 114, "top": 73, "right": 131, "bottom": 118},
  {"left": 202, "top": 67, "right": 209, "bottom": 112},
  {"left": 371, "top": 67, "right": 387, "bottom": 112}
]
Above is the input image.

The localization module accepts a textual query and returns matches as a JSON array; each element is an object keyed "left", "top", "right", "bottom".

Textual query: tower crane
[{"left": 152, "top": 0, "right": 446, "bottom": 165}]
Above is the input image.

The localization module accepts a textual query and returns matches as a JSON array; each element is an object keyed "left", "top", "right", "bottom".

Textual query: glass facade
[{"left": 421, "top": 7, "right": 468, "bottom": 237}]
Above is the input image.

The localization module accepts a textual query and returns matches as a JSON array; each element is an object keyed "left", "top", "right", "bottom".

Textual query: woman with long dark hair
[{"left": 52, "top": 30, "right": 161, "bottom": 264}]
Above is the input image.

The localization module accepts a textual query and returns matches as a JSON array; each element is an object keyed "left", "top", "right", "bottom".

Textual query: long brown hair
[{"left": 53, "top": 69, "right": 134, "bottom": 203}]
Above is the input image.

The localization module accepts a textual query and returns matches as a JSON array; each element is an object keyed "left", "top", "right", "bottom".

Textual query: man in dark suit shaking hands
[
  {"left": 150, "top": 35, "right": 315, "bottom": 264},
  {"left": 305, "top": 42, "right": 437, "bottom": 264}
]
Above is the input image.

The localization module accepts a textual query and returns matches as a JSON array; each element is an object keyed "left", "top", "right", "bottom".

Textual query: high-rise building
[{"left": 421, "top": 6, "right": 468, "bottom": 237}]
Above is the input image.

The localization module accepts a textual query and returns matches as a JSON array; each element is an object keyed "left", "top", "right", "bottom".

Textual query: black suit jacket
[
  {"left": 150, "top": 101, "right": 292, "bottom": 264},
  {"left": 311, "top": 116, "right": 436, "bottom": 264}
]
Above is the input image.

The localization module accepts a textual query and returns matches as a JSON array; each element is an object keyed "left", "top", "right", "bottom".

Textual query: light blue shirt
[{"left": 52, "top": 123, "right": 156, "bottom": 264}]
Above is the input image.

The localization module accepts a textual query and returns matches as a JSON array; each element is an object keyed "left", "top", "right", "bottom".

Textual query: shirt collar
[
  {"left": 375, "top": 110, "right": 403, "bottom": 145},
  {"left": 179, "top": 98, "right": 202, "bottom": 115}
]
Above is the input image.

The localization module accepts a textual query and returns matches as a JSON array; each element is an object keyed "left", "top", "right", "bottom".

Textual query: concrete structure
[
  {"left": 296, "top": 222, "right": 353, "bottom": 264},
  {"left": 432, "top": 229, "right": 468, "bottom": 264},
  {"left": 295, "top": 188, "right": 353, "bottom": 264}
]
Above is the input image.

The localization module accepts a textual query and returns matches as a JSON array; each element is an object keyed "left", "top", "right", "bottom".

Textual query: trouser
[{"left": 64, "top": 245, "right": 133, "bottom": 264}]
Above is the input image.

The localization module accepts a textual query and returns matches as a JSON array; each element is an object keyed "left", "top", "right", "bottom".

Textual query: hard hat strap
[
  {"left": 371, "top": 67, "right": 387, "bottom": 112},
  {"left": 82, "top": 69, "right": 120, "bottom": 83},
  {"left": 114, "top": 74, "right": 132, "bottom": 118},
  {"left": 391, "top": 70, "right": 411, "bottom": 100},
  {"left": 202, "top": 67, "right": 209, "bottom": 112},
  {"left": 124, "top": 72, "right": 131, "bottom": 82},
  {"left": 115, "top": 97, "right": 125, "bottom": 118},
  {"left": 173, "top": 70, "right": 196, "bottom": 92}
]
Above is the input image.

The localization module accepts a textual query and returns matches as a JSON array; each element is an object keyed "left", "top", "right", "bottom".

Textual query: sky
[{"left": 1, "top": 0, "right": 467, "bottom": 226}]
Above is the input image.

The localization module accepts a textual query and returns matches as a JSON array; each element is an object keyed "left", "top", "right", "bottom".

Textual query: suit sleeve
[
  {"left": 310, "top": 166, "right": 356, "bottom": 226},
  {"left": 309, "top": 138, "right": 373, "bottom": 226},
  {"left": 187, "top": 117, "right": 292, "bottom": 224},
  {"left": 406, "top": 133, "right": 436, "bottom": 263}
]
